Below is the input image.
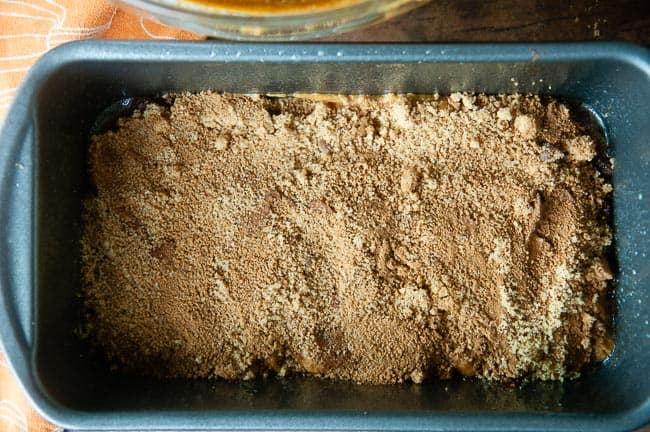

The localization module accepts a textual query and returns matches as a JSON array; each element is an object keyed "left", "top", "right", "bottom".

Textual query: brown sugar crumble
[{"left": 81, "top": 92, "right": 614, "bottom": 384}]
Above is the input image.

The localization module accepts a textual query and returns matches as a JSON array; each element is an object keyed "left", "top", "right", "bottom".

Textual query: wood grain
[{"left": 323, "top": 0, "right": 650, "bottom": 43}]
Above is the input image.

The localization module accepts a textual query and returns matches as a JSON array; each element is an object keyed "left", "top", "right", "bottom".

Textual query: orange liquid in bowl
[{"left": 183, "top": 0, "right": 366, "bottom": 14}]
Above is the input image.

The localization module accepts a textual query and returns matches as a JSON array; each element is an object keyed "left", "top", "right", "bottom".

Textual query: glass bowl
[{"left": 115, "top": 0, "right": 428, "bottom": 40}]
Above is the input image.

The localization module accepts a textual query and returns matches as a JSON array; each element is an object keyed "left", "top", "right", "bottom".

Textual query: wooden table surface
[{"left": 323, "top": 0, "right": 650, "bottom": 43}]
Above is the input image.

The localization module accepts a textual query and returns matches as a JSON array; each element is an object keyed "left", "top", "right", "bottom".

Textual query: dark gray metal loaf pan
[{"left": 0, "top": 41, "right": 648, "bottom": 431}]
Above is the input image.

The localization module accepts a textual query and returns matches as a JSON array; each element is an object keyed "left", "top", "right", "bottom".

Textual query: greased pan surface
[{"left": 0, "top": 41, "right": 648, "bottom": 431}]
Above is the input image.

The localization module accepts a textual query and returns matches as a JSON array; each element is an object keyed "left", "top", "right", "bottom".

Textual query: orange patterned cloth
[
  {"left": 0, "top": 2, "right": 203, "bottom": 430},
  {"left": 0, "top": 353, "right": 60, "bottom": 432},
  {"left": 0, "top": 0, "right": 204, "bottom": 122}
]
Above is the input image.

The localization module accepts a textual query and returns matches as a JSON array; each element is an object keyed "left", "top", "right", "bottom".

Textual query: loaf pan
[{"left": 0, "top": 41, "right": 648, "bottom": 431}]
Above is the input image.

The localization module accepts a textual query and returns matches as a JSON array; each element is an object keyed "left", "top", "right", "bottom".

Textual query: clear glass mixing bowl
[{"left": 116, "top": 0, "right": 428, "bottom": 40}]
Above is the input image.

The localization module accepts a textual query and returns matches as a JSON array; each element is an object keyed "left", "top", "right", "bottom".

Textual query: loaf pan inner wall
[{"left": 31, "top": 47, "right": 649, "bottom": 417}]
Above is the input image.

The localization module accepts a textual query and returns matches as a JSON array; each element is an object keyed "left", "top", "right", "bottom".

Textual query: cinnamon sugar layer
[{"left": 82, "top": 92, "right": 613, "bottom": 384}]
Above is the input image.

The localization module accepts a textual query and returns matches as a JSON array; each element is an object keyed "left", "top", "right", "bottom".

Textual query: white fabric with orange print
[{"left": 0, "top": 0, "right": 204, "bottom": 121}]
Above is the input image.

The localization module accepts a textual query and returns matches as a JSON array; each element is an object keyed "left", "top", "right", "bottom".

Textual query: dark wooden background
[{"left": 323, "top": 0, "right": 650, "bottom": 43}]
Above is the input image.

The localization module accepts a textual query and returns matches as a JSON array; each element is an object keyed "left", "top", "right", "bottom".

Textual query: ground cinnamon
[{"left": 82, "top": 92, "right": 613, "bottom": 384}]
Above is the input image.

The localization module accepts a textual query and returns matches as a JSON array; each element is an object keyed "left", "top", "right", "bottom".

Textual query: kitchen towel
[{"left": 0, "top": 0, "right": 204, "bottom": 122}]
